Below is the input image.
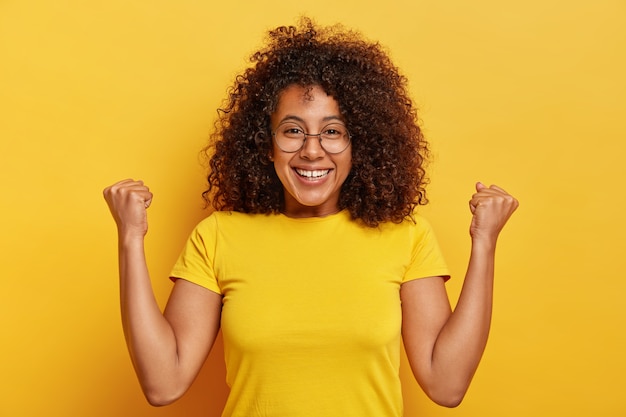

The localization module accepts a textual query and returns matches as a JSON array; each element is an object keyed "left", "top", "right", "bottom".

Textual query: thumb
[{"left": 469, "top": 182, "right": 485, "bottom": 215}]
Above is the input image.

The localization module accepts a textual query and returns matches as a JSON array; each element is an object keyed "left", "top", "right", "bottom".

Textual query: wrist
[
  {"left": 470, "top": 235, "right": 497, "bottom": 254},
  {"left": 118, "top": 229, "right": 146, "bottom": 248}
]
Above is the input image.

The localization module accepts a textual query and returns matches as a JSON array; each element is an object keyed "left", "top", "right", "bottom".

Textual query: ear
[
  {"left": 254, "top": 131, "right": 266, "bottom": 147},
  {"left": 254, "top": 130, "right": 274, "bottom": 162},
  {"left": 255, "top": 131, "right": 274, "bottom": 162}
]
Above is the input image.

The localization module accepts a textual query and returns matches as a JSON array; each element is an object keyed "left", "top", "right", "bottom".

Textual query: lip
[{"left": 292, "top": 167, "right": 333, "bottom": 182}]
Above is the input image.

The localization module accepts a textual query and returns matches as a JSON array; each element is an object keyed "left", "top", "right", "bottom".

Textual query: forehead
[{"left": 271, "top": 85, "right": 341, "bottom": 125}]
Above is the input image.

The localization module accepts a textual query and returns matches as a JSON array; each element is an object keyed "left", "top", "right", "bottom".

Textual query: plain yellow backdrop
[{"left": 1, "top": 0, "right": 625, "bottom": 416}]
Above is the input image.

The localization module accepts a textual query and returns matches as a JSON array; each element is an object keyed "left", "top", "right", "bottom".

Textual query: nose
[{"left": 299, "top": 134, "right": 325, "bottom": 159}]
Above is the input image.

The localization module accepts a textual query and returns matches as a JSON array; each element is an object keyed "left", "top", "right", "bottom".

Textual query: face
[{"left": 270, "top": 85, "right": 352, "bottom": 218}]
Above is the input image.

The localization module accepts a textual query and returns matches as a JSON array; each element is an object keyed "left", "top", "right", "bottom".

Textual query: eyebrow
[{"left": 278, "top": 115, "right": 345, "bottom": 125}]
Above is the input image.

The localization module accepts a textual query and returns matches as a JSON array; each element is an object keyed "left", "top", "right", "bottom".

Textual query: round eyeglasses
[{"left": 272, "top": 122, "right": 351, "bottom": 154}]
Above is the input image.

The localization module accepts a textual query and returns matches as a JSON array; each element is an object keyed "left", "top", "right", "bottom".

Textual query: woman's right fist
[{"left": 103, "top": 179, "right": 153, "bottom": 237}]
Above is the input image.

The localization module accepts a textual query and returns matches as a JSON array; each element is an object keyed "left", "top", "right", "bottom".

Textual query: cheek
[
  {"left": 272, "top": 154, "right": 294, "bottom": 181},
  {"left": 340, "top": 153, "right": 353, "bottom": 174}
]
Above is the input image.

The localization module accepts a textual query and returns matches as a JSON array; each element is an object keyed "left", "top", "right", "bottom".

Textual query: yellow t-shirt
[{"left": 170, "top": 210, "right": 449, "bottom": 417}]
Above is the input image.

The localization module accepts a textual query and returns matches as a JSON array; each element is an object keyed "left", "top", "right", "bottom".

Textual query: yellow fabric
[{"left": 170, "top": 210, "right": 449, "bottom": 417}]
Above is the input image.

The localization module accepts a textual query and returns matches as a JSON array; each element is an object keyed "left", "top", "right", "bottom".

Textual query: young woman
[{"left": 104, "top": 18, "right": 518, "bottom": 417}]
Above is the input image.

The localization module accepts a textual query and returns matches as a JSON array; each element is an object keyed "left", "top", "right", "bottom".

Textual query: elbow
[
  {"left": 433, "top": 394, "right": 465, "bottom": 409},
  {"left": 145, "top": 392, "right": 180, "bottom": 407},
  {"left": 133, "top": 363, "right": 194, "bottom": 406},
  {"left": 424, "top": 384, "right": 467, "bottom": 408},
  {"left": 143, "top": 384, "right": 187, "bottom": 407}
]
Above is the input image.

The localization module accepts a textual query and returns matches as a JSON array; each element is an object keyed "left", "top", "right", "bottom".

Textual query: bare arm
[
  {"left": 104, "top": 179, "right": 222, "bottom": 406},
  {"left": 401, "top": 183, "right": 518, "bottom": 407}
]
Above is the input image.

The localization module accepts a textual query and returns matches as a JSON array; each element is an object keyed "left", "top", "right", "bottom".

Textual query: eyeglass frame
[{"left": 271, "top": 121, "right": 352, "bottom": 154}]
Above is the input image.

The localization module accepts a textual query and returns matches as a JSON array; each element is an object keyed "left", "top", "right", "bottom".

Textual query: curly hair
[{"left": 203, "top": 17, "right": 430, "bottom": 227}]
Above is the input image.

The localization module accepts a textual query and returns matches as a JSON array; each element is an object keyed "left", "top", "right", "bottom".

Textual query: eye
[
  {"left": 280, "top": 124, "right": 304, "bottom": 139},
  {"left": 322, "top": 125, "right": 346, "bottom": 138}
]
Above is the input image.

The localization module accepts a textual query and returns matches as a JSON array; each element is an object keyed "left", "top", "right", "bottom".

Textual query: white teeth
[{"left": 295, "top": 169, "right": 330, "bottom": 178}]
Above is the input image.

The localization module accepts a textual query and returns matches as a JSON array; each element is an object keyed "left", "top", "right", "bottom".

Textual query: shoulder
[
  {"left": 376, "top": 211, "right": 436, "bottom": 234},
  {"left": 194, "top": 210, "right": 279, "bottom": 233}
]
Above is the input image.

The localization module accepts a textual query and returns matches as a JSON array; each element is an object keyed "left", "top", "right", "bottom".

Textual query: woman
[{"left": 104, "top": 18, "right": 518, "bottom": 416}]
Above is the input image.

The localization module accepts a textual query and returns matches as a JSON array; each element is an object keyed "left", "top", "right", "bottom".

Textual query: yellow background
[{"left": 1, "top": 0, "right": 624, "bottom": 416}]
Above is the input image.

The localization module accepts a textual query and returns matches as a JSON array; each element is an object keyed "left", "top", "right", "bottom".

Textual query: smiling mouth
[{"left": 294, "top": 168, "right": 331, "bottom": 179}]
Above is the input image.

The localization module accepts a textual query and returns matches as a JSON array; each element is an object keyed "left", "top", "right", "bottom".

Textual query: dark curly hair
[{"left": 203, "top": 17, "right": 430, "bottom": 227}]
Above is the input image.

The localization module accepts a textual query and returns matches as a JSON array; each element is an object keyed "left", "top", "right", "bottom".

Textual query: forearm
[
  {"left": 118, "top": 235, "right": 183, "bottom": 403},
  {"left": 430, "top": 238, "right": 496, "bottom": 402},
  {"left": 403, "top": 183, "right": 517, "bottom": 406}
]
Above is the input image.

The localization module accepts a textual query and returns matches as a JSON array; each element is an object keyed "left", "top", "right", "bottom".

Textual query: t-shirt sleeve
[
  {"left": 403, "top": 215, "right": 450, "bottom": 283},
  {"left": 169, "top": 214, "right": 222, "bottom": 295}
]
